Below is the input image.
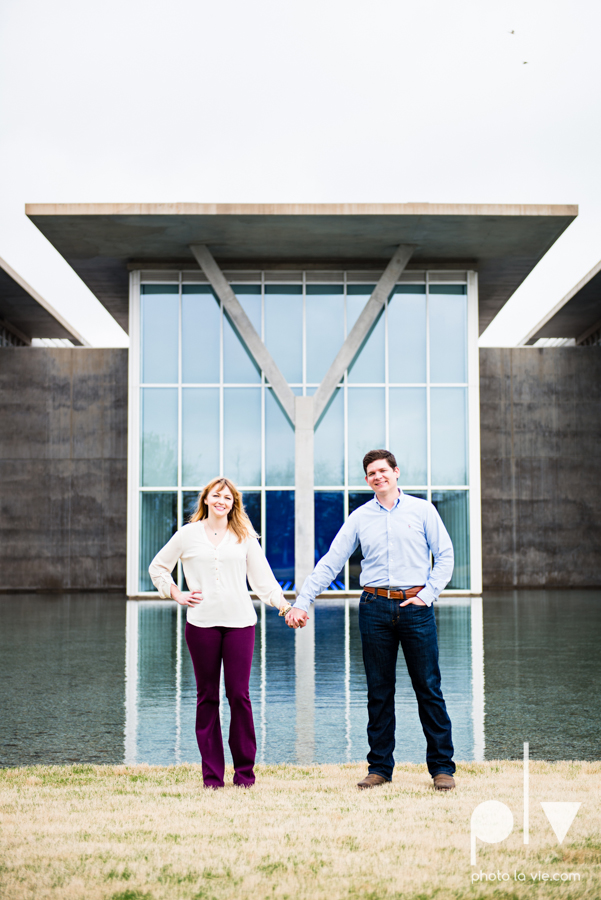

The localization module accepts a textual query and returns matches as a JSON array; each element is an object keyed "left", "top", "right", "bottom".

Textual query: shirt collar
[{"left": 374, "top": 488, "right": 404, "bottom": 511}]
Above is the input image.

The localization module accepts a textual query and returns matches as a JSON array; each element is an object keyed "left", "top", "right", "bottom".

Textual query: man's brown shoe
[
  {"left": 432, "top": 773, "right": 455, "bottom": 791},
  {"left": 357, "top": 773, "right": 389, "bottom": 789}
]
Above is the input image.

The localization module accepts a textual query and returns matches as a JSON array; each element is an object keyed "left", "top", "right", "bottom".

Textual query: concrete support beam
[
  {"left": 312, "top": 244, "right": 414, "bottom": 424},
  {"left": 294, "top": 396, "right": 315, "bottom": 591},
  {"left": 190, "top": 244, "right": 297, "bottom": 424}
]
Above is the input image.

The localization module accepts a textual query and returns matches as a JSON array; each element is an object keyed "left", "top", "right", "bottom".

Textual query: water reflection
[
  {"left": 483, "top": 591, "right": 601, "bottom": 760},
  {"left": 0, "top": 594, "right": 126, "bottom": 766},
  {"left": 123, "top": 598, "right": 483, "bottom": 766},
  {"left": 2, "top": 592, "right": 600, "bottom": 768}
]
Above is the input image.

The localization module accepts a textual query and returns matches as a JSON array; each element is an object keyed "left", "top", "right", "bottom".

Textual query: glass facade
[{"left": 133, "top": 273, "right": 474, "bottom": 593}]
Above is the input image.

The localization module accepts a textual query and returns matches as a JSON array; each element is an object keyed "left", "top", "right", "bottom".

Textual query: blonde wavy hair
[{"left": 189, "top": 477, "right": 258, "bottom": 543}]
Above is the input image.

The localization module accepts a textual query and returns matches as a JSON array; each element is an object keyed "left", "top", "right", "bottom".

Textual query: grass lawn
[{"left": 1, "top": 761, "right": 599, "bottom": 900}]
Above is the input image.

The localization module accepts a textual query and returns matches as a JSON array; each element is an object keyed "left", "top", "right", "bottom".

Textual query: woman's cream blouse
[{"left": 148, "top": 522, "right": 284, "bottom": 628}]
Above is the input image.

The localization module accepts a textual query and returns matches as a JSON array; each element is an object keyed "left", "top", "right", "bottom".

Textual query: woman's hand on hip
[{"left": 170, "top": 584, "right": 203, "bottom": 607}]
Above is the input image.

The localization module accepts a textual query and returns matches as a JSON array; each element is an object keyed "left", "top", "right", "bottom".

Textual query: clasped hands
[{"left": 284, "top": 606, "right": 308, "bottom": 629}]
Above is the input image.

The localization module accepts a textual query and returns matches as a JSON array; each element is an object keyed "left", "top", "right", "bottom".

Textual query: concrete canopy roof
[
  {"left": 26, "top": 202, "right": 577, "bottom": 336},
  {"left": 0, "top": 256, "right": 87, "bottom": 345},
  {"left": 522, "top": 258, "right": 601, "bottom": 345}
]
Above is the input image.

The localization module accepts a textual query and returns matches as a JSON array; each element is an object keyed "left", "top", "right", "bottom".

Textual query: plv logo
[{"left": 470, "top": 743, "right": 581, "bottom": 864}]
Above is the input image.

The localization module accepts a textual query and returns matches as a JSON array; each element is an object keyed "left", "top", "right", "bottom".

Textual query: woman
[{"left": 149, "top": 477, "right": 291, "bottom": 789}]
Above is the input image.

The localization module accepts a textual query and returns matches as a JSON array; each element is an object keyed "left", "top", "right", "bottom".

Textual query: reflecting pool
[{"left": 1, "top": 592, "right": 599, "bottom": 767}]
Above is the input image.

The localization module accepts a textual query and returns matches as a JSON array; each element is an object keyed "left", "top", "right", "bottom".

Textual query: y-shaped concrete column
[{"left": 189, "top": 242, "right": 414, "bottom": 591}]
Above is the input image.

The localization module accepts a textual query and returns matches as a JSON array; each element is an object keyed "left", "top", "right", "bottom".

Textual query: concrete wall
[
  {"left": 0, "top": 348, "right": 127, "bottom": 590},
  {"left": 480, "top": 347, "right": 601, "bottom": 587}
]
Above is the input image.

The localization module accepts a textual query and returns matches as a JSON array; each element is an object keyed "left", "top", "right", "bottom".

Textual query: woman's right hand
[{"left": 170, "top": 584, "right": 203, "bottom": 607}]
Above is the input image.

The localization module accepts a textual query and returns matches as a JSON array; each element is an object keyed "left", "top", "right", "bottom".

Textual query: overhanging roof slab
[
  {"left": 0, "top": 256, "right": 86, "bottom": 345},
  {"left": 26, "top": 203, "right": 578, "bottom": 335},
  {"left": 523, "top": 259, "right": 601, "bottom": 344}
]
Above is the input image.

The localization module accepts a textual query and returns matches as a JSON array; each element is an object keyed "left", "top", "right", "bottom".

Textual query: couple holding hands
[{"left": 149, "top": 449, "right": 456, "bottom": 792}]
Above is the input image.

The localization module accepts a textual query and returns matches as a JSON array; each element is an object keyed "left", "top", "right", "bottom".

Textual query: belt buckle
[{"left": 387, "top": 588, "right": 391, "bottom": 599}]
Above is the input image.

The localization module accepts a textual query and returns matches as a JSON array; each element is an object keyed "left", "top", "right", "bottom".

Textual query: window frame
[{"left": 127, "top": 269, "right": 482, "bottom": 596}]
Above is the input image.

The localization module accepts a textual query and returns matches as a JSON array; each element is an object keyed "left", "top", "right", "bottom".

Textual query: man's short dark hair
[{"left": 362, "top": 449, "right": 398, "bottom": 474}]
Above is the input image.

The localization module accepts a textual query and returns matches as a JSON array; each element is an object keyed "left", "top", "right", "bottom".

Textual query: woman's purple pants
[{"left": 185, "top": 621, "right": 256, "bottom": 788}]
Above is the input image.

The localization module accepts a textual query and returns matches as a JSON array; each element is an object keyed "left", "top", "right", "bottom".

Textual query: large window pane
[
  {"left": 348, "top": 491, "right": 372, "bottom": 589},
  {"left": 139, "top": 492, "right": 177, "bottom": 591},
  {"left": 432, "top": 491, "right": 470, "bottom": 589},
  {"left": 429, "top": 286, "right": 467, "bottom": 383},
  {"left": 266, "top": 388, "right": 295, "bottom": 486},
  {"left": 182, "top": 388, "right": 219, "bottom": 486},
  {"left": 266, "top": 490, "right": 295, "bottom": 588},
  {"left": 389, "top": 388, "right": 427, "bottom": 484},
  {"left": 347, "top": 286, "right": 385, "bottom": 383},
  {"left": 224, "top": 287, "right": 261, "bottom": 383},
  {"left": 405, "top": 490, "right": 427, "bottom": 501},
  {"left": 315, "top": 491, "right": 344, "bottom": 588},
  {"left": 141, "top": 388, "right": 177, "bottom": 486},
  {"left": 431, "top": 387, "right": 467, "bottom": 485},
  {"left": 347, "top": 388, "right": 385, "bottom": 484},
  {"left": 388, "top": 286, "right": 426, "bottom": 383},
  {"left": 241, "top": 491, "right": 262, "bottom": 538},
  {"left": 314, "top": 387, "right": 344, "bottom": 486},
  {"left": 265, "top": 285, "right": 302, "bottom": 383},
  {"left": 183, "top": 490, "right": 199, "bottom": 523},
  {"left": 306, "top": 285, "right": 344, "bottom": 383},
  {"left": 224, "top": 388, "right": 261, "bottom": 485},
  {"left": 182, "top": 286, "right": 220, "bottom": 383},
  {"left": 141, "top": 286, "right": 178, "bottom": 384}
]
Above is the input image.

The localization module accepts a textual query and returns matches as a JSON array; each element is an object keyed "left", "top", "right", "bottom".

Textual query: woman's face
[{"left": 206, "top": 485, "right": 234, "bottom": 520}]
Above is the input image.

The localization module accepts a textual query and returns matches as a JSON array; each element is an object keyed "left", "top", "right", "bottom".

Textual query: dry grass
[{"left": 1, "top": 761, "right": 600, "bottom": 900}]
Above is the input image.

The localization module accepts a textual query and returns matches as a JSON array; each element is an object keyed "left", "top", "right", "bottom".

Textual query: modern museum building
[{"left": 22, "top": 202, "right": 579, "bottom": 597}]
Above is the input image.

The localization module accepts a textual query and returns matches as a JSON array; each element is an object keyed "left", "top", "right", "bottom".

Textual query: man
[{"left": 286, "top": 449, "right": 456, "bottom": 791}]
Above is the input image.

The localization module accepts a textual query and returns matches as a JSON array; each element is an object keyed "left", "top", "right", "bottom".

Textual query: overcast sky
[{"left": 1, "top": 0, "right": 600, "bottom": 348}]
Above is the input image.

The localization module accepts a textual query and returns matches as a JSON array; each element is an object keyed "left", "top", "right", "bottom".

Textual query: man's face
[{"left": 365, "top": 459, "right": 400, "bottom": 493}]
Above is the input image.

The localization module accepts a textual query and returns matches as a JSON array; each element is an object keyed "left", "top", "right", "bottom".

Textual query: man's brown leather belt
[{"left": 364, "top": 585, "right": 425, "bottom": 600}]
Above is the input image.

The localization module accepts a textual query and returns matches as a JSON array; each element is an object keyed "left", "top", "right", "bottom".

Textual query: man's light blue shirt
[{"left": 294, "top": 490, "right": 454, "bottom": 611}]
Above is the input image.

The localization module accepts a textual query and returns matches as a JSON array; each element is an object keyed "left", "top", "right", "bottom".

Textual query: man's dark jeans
[{"left": 358, "top": 590, "right": 455, "bottom": 780}]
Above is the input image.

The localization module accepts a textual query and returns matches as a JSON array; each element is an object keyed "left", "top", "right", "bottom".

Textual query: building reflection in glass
[{"left": 124, "top": 599, "right": 484, "bottom": 766}]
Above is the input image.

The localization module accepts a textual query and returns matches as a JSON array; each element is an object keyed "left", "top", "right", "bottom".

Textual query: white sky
[{"left": 1, "top": 0, "right": 600, "bottom": 348}]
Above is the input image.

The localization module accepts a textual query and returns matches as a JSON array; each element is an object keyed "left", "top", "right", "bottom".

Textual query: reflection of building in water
[
  {"left": 295, "top": 614, "right": 315, "bottom": 764},
  {"left": 124, "top": 598, "right": 484, "bottom": 766},
  {"left": 0, "top": 594, "right": 126, "bottom": 767}
]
